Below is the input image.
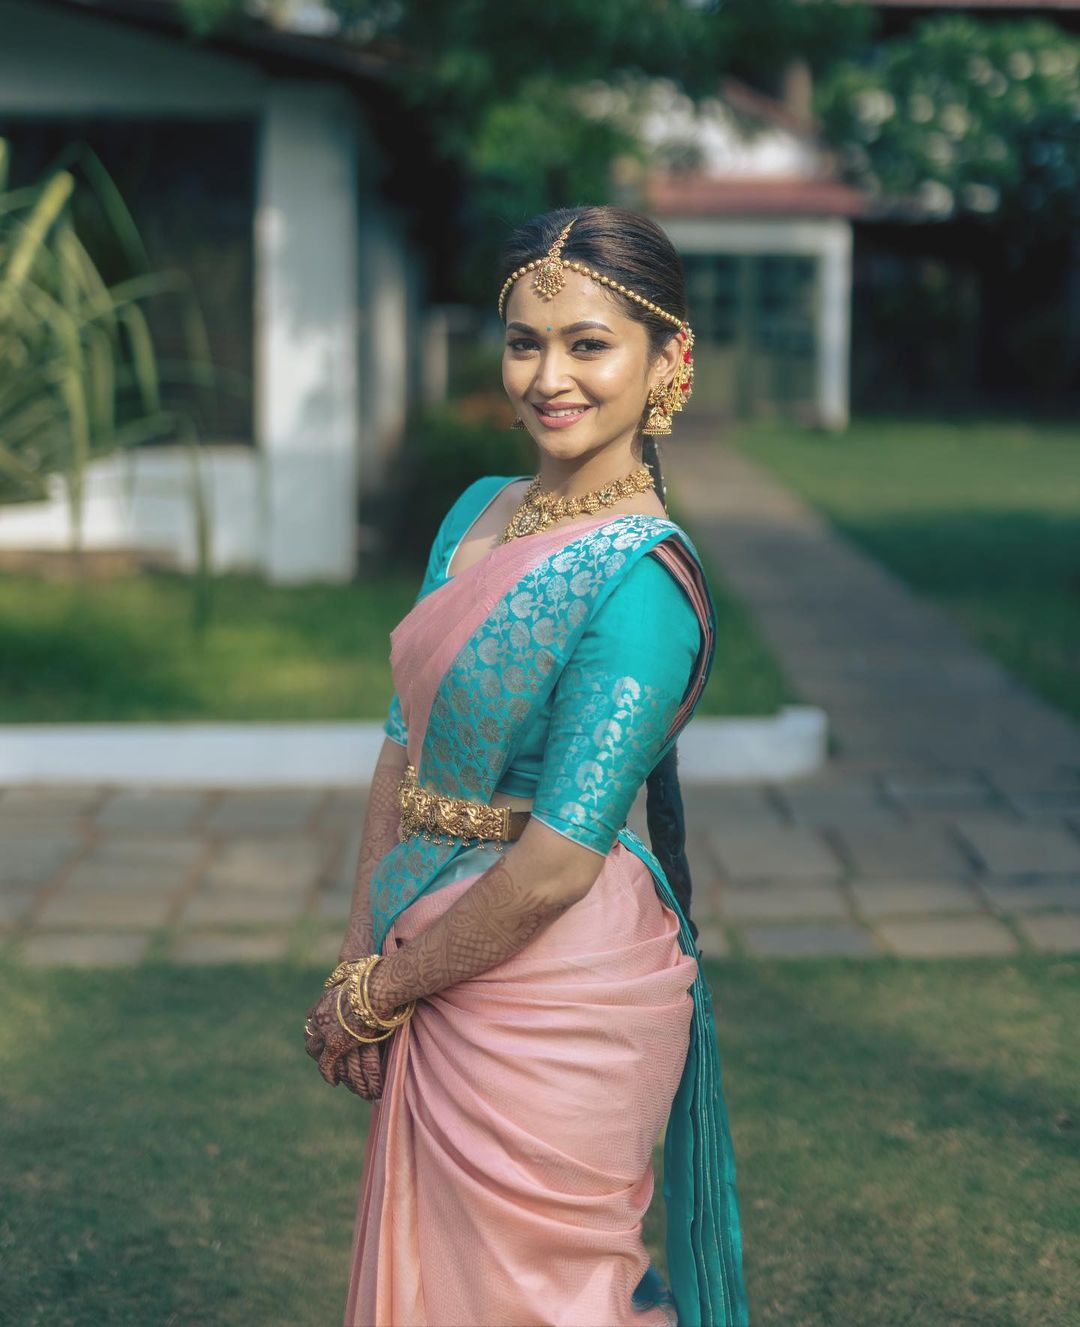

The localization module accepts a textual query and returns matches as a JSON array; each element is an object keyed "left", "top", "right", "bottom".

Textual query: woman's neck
[{"left": 535, "top": 445, "right": 642, "bottom": 499}]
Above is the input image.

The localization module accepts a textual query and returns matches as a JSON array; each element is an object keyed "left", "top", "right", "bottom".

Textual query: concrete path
[{"left": 2, "top": 432, "right": 1079, "bottom": 966}]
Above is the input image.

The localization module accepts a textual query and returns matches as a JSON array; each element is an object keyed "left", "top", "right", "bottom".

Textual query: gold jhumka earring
[{"left": 641, "top": 327, "right": 695, "bottom": 437}]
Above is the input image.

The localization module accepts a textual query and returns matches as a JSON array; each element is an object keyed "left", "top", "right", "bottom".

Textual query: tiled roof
[{"left": 646, "top": 174, "right": 876, "bottom": 219}]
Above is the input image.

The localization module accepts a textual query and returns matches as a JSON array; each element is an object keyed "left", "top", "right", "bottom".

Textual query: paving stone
[
  {"left": 1015, "top": 913, "right": 1080, "bottom": 954},
  {"left": 170, "top": 931, "right": 290, "bottom": 963},
  {"left": 315, "top": 889, "right": 353, "bottom": 921},
  {"left": 89, "top": 835, "right": 205, "bottom": 866},
  {"left": 0, "top": 889, "right": 38, "bottom": 927},
  {"left": 874, "top": 916, "right": 1018, "bottom": 958},
  {"left": 0, "top": 787, "right": 103, "bottom": 817},
  {"left": 955, "top": 820, "right": 1080, "bottom": 874},
  {"left": 881, "top": 773, "right": 995, "bottom": 807},
  {"left": 96, "top": 789, "right": 209, "bottom": 831},
  {"left": 881, "top": 775, "right": 1006, "bottom": 811},
  {"left": 682, "top": 784, "right": 783, "bottom": 827},
  {"left": 978, "top": 875, "right": 1080, "bottom": 913},
  {"left": 20, "top": 931, "right": 150, "bottom": 967},
  {"left": 774, "top": 781, "right": 902, "bottom": 828},
  {"left": 719, "top": 883, "right": 850, "bottom": 922},
  {"left": 305, "top": 928, "right": 347, "bottom": 965},
  {"left": 832, "top": 824, "right": 973, "bottom": 878},
  {"left": 36, "top": 889, "right": 175, "bottom": 929},
  {"left": 201, "top": 839, "right": 326, "bottom": 893},
  {"left": 204, "top": 790, "right": 322, "bottom": 834},
  {"left": 64, "top": 859, "right": 190, "bottom": 893},
  {"left": 319, "top": 790, "right": 368, "bottom": 830},
  {"left": 739, "top": 922, "right": 879, "bottom": 958},
  {"left": 850, "top": 878, "right": 984, "bottom": 919},
  {"left": 1, "top": 837, "right": 82, "bottom": 887},
  {"left": 1005, "top": 792, "right": 1080, "bottom": 821},
  {"left": 692, "top": 919, "right": 730, "bottom": 958},
  {"left": 985, "top": 767, "right": 1080, "bottom": 797},
  {"left": 707, "top": 825, "right": 842, "bottom": 881},
  {"left": 331, "top": 829, "right": 364, "bottom": 892},
  {"left": 178, "top": 890, "right": 307, "bottom": 926},
  {"left": 0, "top": 811, "right": 90, "bottom": 840}
]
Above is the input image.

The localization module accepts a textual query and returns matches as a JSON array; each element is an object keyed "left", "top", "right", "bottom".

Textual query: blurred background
[{"left": 1, "top": 2, "right": 1077, "bottom": 1324}]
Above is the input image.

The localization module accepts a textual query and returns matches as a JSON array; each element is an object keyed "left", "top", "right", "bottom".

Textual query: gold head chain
[{"left": 497, "top": 216, "right": 695, "bottom": 436}]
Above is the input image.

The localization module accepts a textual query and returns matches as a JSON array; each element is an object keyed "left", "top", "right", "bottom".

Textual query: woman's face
[{"left": 502, "top": 269, "right": 680, "bottom": 466}]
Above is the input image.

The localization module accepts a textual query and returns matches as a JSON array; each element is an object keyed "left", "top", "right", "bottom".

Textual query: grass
[
  {"left": 0, "top": 569, "right": 416, "bottom": 722},
  {"left": 735, "top": 415, "right": 1080, "bottom": 723},
  {"left": 1, "top": 955, "right": 1076, "bottom": 1326},
  {"left": 0, "top": 551, "right": 793, "bottom": 722}
]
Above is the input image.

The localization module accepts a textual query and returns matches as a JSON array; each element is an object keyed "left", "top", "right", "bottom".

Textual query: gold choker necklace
[{"left": 498, "top": 464, "right": 655, "bottom": 543}]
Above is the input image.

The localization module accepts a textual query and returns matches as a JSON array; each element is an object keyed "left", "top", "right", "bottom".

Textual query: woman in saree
[{"left": 304, "top": 206, "right": 749, "bottom": 1327}]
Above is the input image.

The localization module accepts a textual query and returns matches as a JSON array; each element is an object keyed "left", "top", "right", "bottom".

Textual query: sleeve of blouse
[
  {"left": 383, "top": 476, "right": 511, "bottom": 748},
  {"left": 530, "top": 551, "right": 703, "bottom": 857}
]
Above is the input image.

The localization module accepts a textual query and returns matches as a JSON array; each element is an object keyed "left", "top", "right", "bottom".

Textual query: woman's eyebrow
[{"left": 506, "top": 320, "right": 614, "bottom": 335}]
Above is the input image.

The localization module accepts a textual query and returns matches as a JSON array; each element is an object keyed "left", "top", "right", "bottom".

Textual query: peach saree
[{"left": 343, "top": 511, "right": 748, "bottom": 1327}]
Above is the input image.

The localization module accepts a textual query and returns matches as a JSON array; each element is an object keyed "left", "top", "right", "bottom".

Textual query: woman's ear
[{"left": 647, "top": 332, "right": 682, "bottom": 395}]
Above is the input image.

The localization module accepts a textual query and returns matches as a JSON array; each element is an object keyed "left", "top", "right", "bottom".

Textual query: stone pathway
[
  {"left": 666, "top": 427, "right": 1080, "bottom": 958},
  {"left": 2, "top": 766, "right": 1079, "bottom": 966},
  {"left": 2, "top": 433, "right": 1079, "bottom": 965}
]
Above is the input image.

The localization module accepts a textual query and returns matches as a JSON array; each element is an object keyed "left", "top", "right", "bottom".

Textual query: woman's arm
[
  {"left": 365, "top": 818, "right": 604, "bottom": 1017},
  {"left": 337, "top": 736, "right": 409, "bottom": 963}
]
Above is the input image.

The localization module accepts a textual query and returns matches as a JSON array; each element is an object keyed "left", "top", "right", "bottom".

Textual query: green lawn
[
  {"left": 736, "top": 415, "right": 1080, "bottom": 723},
  {"left": 0, "top": 553, "right": 793, "bottom": 723},
  {"left": 1, "top": 956, "right": 1075, "bottom": 1326}
]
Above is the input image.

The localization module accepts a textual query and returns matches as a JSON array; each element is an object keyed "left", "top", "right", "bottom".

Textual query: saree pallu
[{"left": 345, "top": 513, "right": 749, "bottom": 1327}]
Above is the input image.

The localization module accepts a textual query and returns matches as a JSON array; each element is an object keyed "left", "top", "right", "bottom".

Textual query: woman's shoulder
[{"left": 442, "top": 473, "right": 530, "bottom": 531}]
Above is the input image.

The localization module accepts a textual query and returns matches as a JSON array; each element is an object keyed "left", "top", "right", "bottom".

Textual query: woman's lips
[{"left": 531, "top": 403, "right": 592, "bottom": 430}]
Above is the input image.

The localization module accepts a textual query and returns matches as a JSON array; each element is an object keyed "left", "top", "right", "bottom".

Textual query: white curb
[{"left": 0, "top": 706, "right": 826, "bottom": 787}]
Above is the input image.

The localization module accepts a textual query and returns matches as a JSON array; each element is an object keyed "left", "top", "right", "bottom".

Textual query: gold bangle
[
  {"left": 359, "top": 955, "right": 416, "bottom": 1029},
  {"left": 324, "top": 955, "right": 378, "bottom": 991},
  {"left": 335, "top": 982, "right": 394, "bottom": 1043}
]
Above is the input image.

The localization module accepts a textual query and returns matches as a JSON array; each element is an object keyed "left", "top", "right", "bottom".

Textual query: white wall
[
  {"left": 254, "top": 82, "right": 363, "bottom": 581},
  {"left": 0, "top": 0, "right": 405, "bottom": 581}
]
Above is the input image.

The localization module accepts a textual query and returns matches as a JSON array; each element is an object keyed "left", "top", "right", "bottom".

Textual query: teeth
[{"left": 540, "top": 407, "right": 586, "bottom": 416}]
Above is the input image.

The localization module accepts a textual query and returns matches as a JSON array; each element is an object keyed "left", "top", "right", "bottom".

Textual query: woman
[{"left": 304, "top": 206, "right": 749, "bottom": 1327}]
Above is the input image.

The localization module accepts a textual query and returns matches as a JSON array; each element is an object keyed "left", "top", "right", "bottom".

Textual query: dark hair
[
  {"left": 498, "top": 204, "right": 688, "bottom": 357},
  {"left": 498, "top": 205, "right": 700, "bottom": 945}
]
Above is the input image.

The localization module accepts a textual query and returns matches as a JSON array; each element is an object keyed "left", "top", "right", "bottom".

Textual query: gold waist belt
[{"left": 397, "top": 763, "right": 530, "bottom": 845}]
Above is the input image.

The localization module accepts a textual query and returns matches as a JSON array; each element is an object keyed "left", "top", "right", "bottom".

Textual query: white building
[
  {"left": 0, "top": 0, "right": 437, "bottom": 582},
  {"left": 632, "top": 74, "right": 873, "bottom": 431}
]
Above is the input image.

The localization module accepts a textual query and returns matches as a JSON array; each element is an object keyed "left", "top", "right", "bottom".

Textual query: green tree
[
  {"left": 180, "top": 0, "right": 872, "bottom": 293},
  {"left": 815, "top": 15, "right": 1080, "bottom": 235}
]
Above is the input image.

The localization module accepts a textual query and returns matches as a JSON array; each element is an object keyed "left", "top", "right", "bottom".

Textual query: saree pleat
[{"left": 345, "top": 842, "right": 694, "bottom": 1327}]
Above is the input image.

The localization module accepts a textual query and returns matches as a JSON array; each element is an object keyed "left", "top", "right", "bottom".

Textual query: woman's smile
[{"left": 531, "top": 401, "right": 593, "bottom": 429}]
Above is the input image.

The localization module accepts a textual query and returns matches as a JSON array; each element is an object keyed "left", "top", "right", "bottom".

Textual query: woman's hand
[{"left": 303, "top": 986, "right": 386, "bottom": 1099}]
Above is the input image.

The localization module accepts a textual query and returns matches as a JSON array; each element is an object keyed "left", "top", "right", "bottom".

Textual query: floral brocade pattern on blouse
[{"left": 419, "top": 517, "right": 699, "bottom": 824}]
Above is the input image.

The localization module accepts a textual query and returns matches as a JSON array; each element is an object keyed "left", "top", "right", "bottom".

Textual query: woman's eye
[
  {"left": 573, "top": 339, "right": 610, "bottom": 353},
  {"left": 507, "top": 338, "right": 538, "bottom": 352}
]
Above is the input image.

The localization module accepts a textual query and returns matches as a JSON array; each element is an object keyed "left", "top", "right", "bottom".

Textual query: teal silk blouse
[{"left": 384, "top": 474, "right": 702, "bottom": 857}]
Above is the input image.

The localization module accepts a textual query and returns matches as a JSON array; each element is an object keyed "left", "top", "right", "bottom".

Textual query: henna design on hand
[
  {"left": 338, "top": 758, "right": 404, "bottom": 963},
  {"left": 366, "top": 859, "right": 579, "bottom": 1018}
]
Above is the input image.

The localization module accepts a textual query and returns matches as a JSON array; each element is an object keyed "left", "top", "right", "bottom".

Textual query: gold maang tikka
[{"left": 531, "top": 217, "right": 578, "bottom": 301}]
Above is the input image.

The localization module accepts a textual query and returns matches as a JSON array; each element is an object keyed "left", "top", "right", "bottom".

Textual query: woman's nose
[{"left": 532, "top": 349, "right": 575, "bottom": 397}]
